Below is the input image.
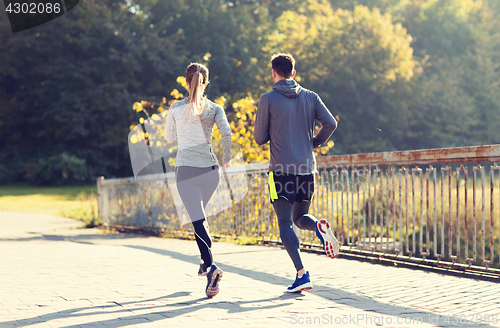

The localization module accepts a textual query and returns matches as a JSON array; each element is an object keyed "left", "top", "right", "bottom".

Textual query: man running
[{"left": 254, "top": 53, "right": 339, "bottom": 293}]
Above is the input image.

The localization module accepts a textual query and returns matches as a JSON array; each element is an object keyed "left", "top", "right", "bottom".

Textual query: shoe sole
[
  {"left": 286, "top": 282, "right": 313, "bottom": 293},
  {"left": 317, "top": 219, "right": 340, "bottom": 259},
  {"left": 206, "top": 268, "right": 223, "bottom": 298},
  {"left": 198, "top": 272, "right": 207, "bottom": 277}
]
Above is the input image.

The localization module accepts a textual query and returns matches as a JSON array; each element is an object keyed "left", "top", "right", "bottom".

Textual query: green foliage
[
  {"left": 236, "top": 234, "right": 259, "bottom": 245},
  {"left": 0, "top": 161, "right": 11, "bottom": 185},
  {"left": 0, "top": 0, "right": 186, "bottom": 182},
  {"left": 132, "top": 0, "right": 270, "bottom": 102},
  {"left": 59, "top": 191, "right": 100, "bottom": 228},
  {"left": 329, "top": 0, "right": 410, "bottom": 19},
  {"left": 2, "top": 0, "right": 500, "bottom": 185},
  {"left": 399, "top": 0, "right": 500, "bottom": 149},
  {"left": 267, "top": 2, "right": 417, "bottom": 153},
  {"left": 24, "top": 153, "right": 89, "bottom": 186},
  {"left": 0, "top": 184, "right": 98, "bottom": 226},
  {"left": 402, "top": 0, "right": 479, "bottom": 59}
]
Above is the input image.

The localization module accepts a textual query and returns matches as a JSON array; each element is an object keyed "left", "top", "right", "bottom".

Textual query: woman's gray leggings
[{"left": 176, "top": 165, "right": 219, "bottom": 267}]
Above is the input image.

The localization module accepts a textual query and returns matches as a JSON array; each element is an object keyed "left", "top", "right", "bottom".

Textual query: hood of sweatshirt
[{"left": 273, "top": 79, "right": 302, "bottom": 98}]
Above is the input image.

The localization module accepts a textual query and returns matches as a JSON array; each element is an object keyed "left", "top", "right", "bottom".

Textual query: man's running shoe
[
  {"left": 198, "top": 262, "right": 209, "bottom": 277},
  {"left": 316, "top": 219, "right": 340, "bottom": 259},
  {"left": 205, "top": 264, "right": 223, "bottom": 298},
  {"left": 286, "top": 271, "right": 313, "bottom": 293}
]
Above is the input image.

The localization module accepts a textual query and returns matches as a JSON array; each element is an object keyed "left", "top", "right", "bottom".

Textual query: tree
[
  {"left": 0, "top": 0, "right": 186, "bottom": 183},
  {"left": 401, "top": 0, "right": 479, "bottom": 59},
  {"left": 329, "top": 0, "right": 410, "bottom": 20},
  {"left": 131, "top": 0, "right": 270, "bottom": 103},
  {"left": 266, "top": 1, "right": 417, "bottom": 153},
  {"left": 399, "top": 0, "right": 500, "bottom": 148}
]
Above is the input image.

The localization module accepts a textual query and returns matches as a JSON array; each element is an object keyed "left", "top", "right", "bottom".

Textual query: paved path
[{"left": 0, "top": 211, "right": 499, "bottom": 328}]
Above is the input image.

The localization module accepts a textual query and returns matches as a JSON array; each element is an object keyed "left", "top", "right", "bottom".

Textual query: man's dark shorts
[{"left": 267, "top": 171, "right": 314, "bottom": 204}]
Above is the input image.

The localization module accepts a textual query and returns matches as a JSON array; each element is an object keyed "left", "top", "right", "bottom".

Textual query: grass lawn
[{"left": 0, "top": 183, "right": 99, "bottom": 226}]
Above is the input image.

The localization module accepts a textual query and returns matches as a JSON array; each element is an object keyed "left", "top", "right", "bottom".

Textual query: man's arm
[
  {"left": 313, "top": 94, "right": 337, "bottom": 148},
  {"left": 254, "top": 94, "right": 271, "bottom": 145}
]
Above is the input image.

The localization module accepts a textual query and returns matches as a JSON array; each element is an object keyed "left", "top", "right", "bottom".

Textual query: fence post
[{"left": 97, "top": 176, "right": 105, "bottom": 226}]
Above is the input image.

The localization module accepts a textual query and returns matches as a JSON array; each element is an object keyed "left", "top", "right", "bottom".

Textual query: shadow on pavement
[
  {"left": 0, "top": 232, "right": 151, "bottom": 243},
  {"left": 0, "top": 233, "right": 493, "bottom": 328},
  {"left": 0, "top": 290, "right": 296, "bottom": 328},
  {"left": 124, "top": 245, "right": 492, "bottom": 328}
]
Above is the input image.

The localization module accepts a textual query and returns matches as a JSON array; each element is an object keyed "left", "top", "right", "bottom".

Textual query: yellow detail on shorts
[{"left": 268, "top": 171, "right": 278, "bottom": 202}]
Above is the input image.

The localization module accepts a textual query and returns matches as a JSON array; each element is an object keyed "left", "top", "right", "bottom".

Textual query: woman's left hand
[{"left": 223, "top": 162, "right": 231, "bottom": 169}]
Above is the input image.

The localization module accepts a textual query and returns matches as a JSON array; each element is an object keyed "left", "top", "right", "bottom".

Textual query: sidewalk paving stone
[{"left": 1, "top": 211, "right": 500, "bottom": 328}]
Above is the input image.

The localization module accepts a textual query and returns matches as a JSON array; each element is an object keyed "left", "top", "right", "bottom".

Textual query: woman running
[{"left": 165, "top": 63, "right": 232, "bottom": 298}]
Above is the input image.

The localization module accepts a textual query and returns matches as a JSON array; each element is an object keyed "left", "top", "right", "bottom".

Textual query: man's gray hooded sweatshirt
[{"left": 254, "top": 79, "right": 337, "bottom": 174}]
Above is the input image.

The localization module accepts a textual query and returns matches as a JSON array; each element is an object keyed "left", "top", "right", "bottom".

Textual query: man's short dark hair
[{"left": 271, "top": 53, "right": 295, "bottom": 78}]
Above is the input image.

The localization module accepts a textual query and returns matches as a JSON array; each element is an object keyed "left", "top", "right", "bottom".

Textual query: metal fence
[{"left": 98, "top": 144, "right": 500, "bottom": 273}]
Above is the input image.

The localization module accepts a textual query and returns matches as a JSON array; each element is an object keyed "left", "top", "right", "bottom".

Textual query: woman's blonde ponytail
[
  {"left": 185, "top": 63, "right": 209, "bottom": 119},
  {"left": 188, "top": 71, "right": 204, "bottom": 115}
]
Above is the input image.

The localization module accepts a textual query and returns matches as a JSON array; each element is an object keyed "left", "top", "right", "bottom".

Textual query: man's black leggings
[
  {"left": 176, "top": 165, "right": 219, "bottom": 267},
  {"left": 272, "top": 198, "right": 318, "bottom": 272}
]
